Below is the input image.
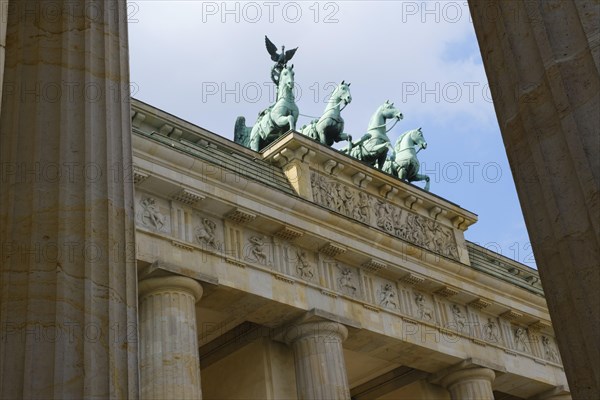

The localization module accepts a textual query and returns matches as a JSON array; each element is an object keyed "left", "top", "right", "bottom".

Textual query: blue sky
[{"left": 128, "top": 1, "right": 536, "bottom": 267}]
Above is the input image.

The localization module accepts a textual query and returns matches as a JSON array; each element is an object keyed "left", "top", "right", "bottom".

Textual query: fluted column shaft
[
  {"left": 441, "top": 367, "right": 495, "bottom": 400},
  {"left": 285, "top": 321, "right": 350, "bottom": 400},
  {"left": 469, "top": 1, "right": 599, "bottom": 397},
  {"left": 0, "top": 0, "right": 7, "bottom": 111},
  {"left": 0, "top": 1, "right": 138, "bottom": 398},
  {"left": 139, "top": 276, "right": 204, "bottom": 400}
]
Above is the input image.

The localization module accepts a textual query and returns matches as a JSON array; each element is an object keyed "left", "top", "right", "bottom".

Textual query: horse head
[
  {"left": 334, "top": 80, "right": 352, "bottom": 106},
  {"left": 380, "top": 100, "right": 403, "bottom": 121},
  {"left": 411, "top": 127, "right": 427, "bottom": 150},
  {"left": 278, "top": 64, "right": 295, "bottom": 96},
  {"left": 395, "top": 128, "right": 427, "bottom": 153}
]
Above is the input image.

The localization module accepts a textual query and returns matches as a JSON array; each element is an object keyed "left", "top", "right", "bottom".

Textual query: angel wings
[{"left": 265, "top": 35, "right": 298, "bottom": 65}]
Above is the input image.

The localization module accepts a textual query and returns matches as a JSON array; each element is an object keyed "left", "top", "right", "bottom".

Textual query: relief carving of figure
[
  {"left": 247, "top": 235, "right": 269, "bottom": 265},
  {"left": 442, "top": 229, "right": 459, "bottom": 259},
  {"left": 400, "top": 214, "right": 426, "bottom": 247},
  {"left": 195, "top": 218, "right": 220, "bottom": 249},
  {"left": 427, "top": 220, "right": 459, "bottom": 260},
  {"left": 140, "top": 197, "right": 166, "bottom": 231},
  {"left": 311, "top": 174, "right": 334, "bottom": 209},
  {"left": 393, "top": 209, "right": 403, "bottom": 237},
  {"left": 375, "top": 200, "right": 394, "bottom": 233},
  {"left": 425, "top": 220, "right": 442, "bottom": 252},
  {"left": 334, "top": 183, "right": 347, "bottom": 215},
  {"left": 413, "top": 215, "right": 427, "bottom": 246},
  {"left": 355, "top": 192, "right": 371, "bottom": 223},
  {"left": 295, "top": 249, "right": 314, "bottom": 281},
  {"left": 311, "top": 174, "right": 370, "bottom": 223},
  {"left": 323, "top": 181, "right": 335, "bottom": 209},
  {"left": 338, "top": 267, "right": 357, "bottom": 296},
  {"left": 414, "top": 293, "right": 434, "bottom": 321},
  {"left": 541, "top": 336, "right": 559, "bottom": 363},
  {"left": 514, "top": 327, "right": 530, "bottom": 352},
  {"left": 397, "top": 213, "right": 459, "bottom": 260},
  {"left": 378, "top": 283, "right": 397, "bottom": 309},
  {"left": 483, "top": 318, "right": 500, "bottom": 343},
  {"left": 450, "top": 304, "right": 467, "bottom": 332},
  {"left": 310, "top": 174, "right": 322, "bottom": 204},
  {"left": 343, "top": 186, "right": 355, "bottom": 216}
]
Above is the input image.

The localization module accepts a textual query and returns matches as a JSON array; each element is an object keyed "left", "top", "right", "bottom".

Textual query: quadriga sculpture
[
  {"left": 383, "top": 127, "right": 431, "bottom": 191},
  {"left": 301, "top": 81, "right": 352, "bottom": 146},
  {"left": 341, "top": 100, "right": 403, "bottom": 169},
  {"left": 235, "top": 65, "right": 299, "bottom": 151}
]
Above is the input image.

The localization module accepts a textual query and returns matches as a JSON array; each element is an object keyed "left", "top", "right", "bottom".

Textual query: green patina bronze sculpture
[
  {"left": 300, "top": 80, "right": 352, "bottom": 146},
  {"left": 265, "top": 35, "right": 298, "bottom": 87},
  {"left": 383, "top": 127, "right": 431, "bottom": 191},
  {"left": 235, "top": 64, "right": 299, "bottom": 151},
  {"left": 341, "top": 100, "right": 403, "bottom": 169},
  {"left": 233, "top": 37, "right": 431, "bottom": 192}
]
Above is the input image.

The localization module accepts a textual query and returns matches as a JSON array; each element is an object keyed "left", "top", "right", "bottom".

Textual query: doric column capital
[
  {"left": 430, "top": 359, "right": 499, "bottom": 400},
  {"left": 139, "top": 275, "right": 204, "bottom": 399},
  {"left": 439, "top": 367, "right": 495, "bottom": 391},
  {"left": 283, "top": 321, "right": 348, "bottom": 344},
  {"left": 283, "top": 320, "right": 351, "bottom": 400},
  {"left": 139, "top": 275, "right": 203, "bottom": 302}
]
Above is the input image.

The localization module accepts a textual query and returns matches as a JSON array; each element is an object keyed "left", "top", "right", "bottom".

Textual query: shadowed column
[
  {"left": 440, "top": 367, "right": 495, "bottom": 400},
  {"left": 0, "top": 1, "right": 138, "bottom": 398},
  {"left": 468, "top": 1, "right": 599, "bottom": 398},
  {"left": 285, "top": 321, "right": 350, "bottom": 400},
  {"left": 139, "top": 276, "right": 204, "bottom": 400}
]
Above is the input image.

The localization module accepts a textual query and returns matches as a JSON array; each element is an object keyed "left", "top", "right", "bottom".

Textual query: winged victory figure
[{"left": 265, "top": 35, "right": 298, "bottom": 86}]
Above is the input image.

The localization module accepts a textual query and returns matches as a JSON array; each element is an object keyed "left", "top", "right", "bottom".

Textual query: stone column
[
  {"left": 0, "top": 0, "right": 7, "bottom": 111},
  {"left": 0, "top": 1, "right": 138, "bottom": 398},
  {"left": 139, "top": 276, "right": 204, "bottom": 400},
  {"left": 469, "top": 1, "right": 599, "bottom": 398},
  {"left": 440, "top": 367, "right": 495, "bottom": 400},
  {"left": 284, "top": 321, "right": 351, "bottom": 400}
]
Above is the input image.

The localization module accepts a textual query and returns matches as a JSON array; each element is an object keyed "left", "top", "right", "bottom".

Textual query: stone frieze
[{"left": 310, "top": 172, "right": 459, "bottom": 260}]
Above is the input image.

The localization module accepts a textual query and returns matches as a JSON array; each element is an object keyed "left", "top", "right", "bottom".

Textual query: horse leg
[
  {"left": 398, "top": 167, "right": 408, "bottom": 181},
  {"left": 388, "top": 162, "right": 399, "bottom": 178},
  {"left": 270, "top": 113, "right": 289, "bottom": 133},
  {"left": 288, "top": 114, "right": 297, "bottom": 131},
  {"left": 339, "top": 133, "right": 352, "bottom": 144},
  {"left": 340, "top": 140, "right": 353, "bottom": 154},
  {"left": 412, "top": 173, "right": 431, "bottom": 191},
  {"left": 376, "top": 153, "right": 387, "bottom": 169},
  {"left": 316, "top": 125, "right": 327, "bottom": 144},
  {"left": 363, "top": 142, "right": 388, "bottom": 168}
]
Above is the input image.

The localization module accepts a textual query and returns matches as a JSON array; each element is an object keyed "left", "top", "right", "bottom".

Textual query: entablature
[
  {"left": 130, "top": 100, "right": 560, "bottom": 386},
  {"left": 130, "top": 99, "right": 545, "bottom": 315},
  {"left": 131, "top": 139, "right": 547, "bottom": 322},
  {"left": 134, "top": 137, "right": 546, "bottom": 318}
]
